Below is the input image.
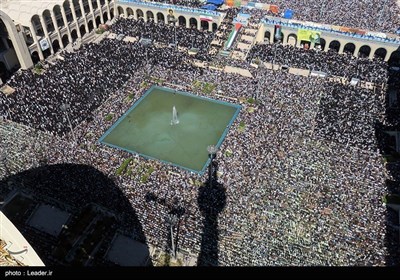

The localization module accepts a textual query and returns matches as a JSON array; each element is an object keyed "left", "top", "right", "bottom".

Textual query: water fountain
[{"left": 171, "top": 106, "right": 179, "bottom": 125}]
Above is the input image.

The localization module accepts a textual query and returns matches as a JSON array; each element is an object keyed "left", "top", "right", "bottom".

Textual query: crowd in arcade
[
  {"left": 255, "top": 0, "right": 400, "bottom": 33},
  {"left": 247, "top": 43, "right": 389, "bottom": 84},
  {"left": 1, "top": 24, "right": 399, "bottom": 265}
]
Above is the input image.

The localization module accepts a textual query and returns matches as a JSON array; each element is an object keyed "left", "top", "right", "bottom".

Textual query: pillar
[
  {"left": 51, "top": 11, "right": 64, "bottom": 49},
  {"left": 88, "top": 0, "right": 97, "bottom": 27},
  {"left": 353, "top": 45, "right": 361, "bottom": 58},
  {"left": 39, "top": 15, "right": 54, "bottom": 54},
  {"left": 79, "top": 0, "right": 89, "bottom": 33},
  {"left": 69, "top": 0, "right": 82, "bottom": 38},
  {"left": 29, "top": 22, "right": 45, "bottom": 60},
  {"left": 61, "top": 5, "right": 73, "bottom": 42},
  {"left": 338, "top": 42, "right": 345, "bottom": 54},
  {"left": 105, "top": 0, "right": 111, "bottom": 20},
  {"left": 369, "top": 47, "right": 377, "bottom": 60},
  {"left": 384, "top": 50, "right": 391, "bottom": 62},
  {"left": 97, "top": 0, "right": 105, "bottom": 24}
]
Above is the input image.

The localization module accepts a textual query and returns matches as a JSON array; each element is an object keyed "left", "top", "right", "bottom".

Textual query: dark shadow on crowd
[
  {"left": 375, "top": 49, "right": 400, "bottom": 266},
  {"left": 197, "top": 160, "right": 226, "bottom": 266},
  {"left": 0, "top": 163, "right": 152, "bottom": 266}
]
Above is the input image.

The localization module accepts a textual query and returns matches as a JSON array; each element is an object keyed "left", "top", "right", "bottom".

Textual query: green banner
[{"left": 297, "top": 29, "right": 321, "bottom": 43}]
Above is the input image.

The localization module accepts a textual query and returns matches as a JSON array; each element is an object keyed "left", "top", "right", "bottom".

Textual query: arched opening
[
  {"left": 31, "top": 51, "right": 40, "bottom": 64},
  {"left": 201, "top": 20, "right": 209, "bottom": 31},
  {"left": 71, "top": 29, "right": 78, "bottom": 41},
  {"left": 73, "top": 0, "right": 82, "bottom": 18},
  {"left": 63, "top": 0, "right": 73, "bottom": 22},
  {"left": 52, "top": 39, "right": 60, "bottom": 53},
  {"left": 127, "top": 8, "right": 134, "bottom": 17},
  {"left": 264, "top": 30, "right": 271, "bottom": 43},
  {"left": 343, "top": 42, "right": 355, "bottom": 55},
  {"left": 375, "top": 47, "right": 387, "bottom": 60},
  {"left": 178, "top": 16, "right": 186, "bottom": 27},
  {"left": 83, "top": 0, "right": 90, "bottom": 14},
  {"left": 388, "top": 51, "right": 400, "bottom": 66},
  {"left": 95, "top": 16, "right": 101, "bottom": 27},
  {"left": 100, "top": 0, "right": 105, "bottom": 5},
  {"left": 92, "top": 0, "right": 98, "bottom": 9},
  {"left": 189, "top": 18, "right": 197, "bottom": 29},
  {"left": 358, "top": 45, "right": 371, "bottom": 58},
  {"left": 328, "top": 40, "right": 340, "bottom": 52},
  {"left": 42, "top": 48, "right": 51, "bottom": 59},
  {"left": 146, "top": 11, "right": 154, "bottom": 21},
  {"left": 157, "top": 12, "right": 165, "bottom": 23},
  {"left": 117, "top": 6, "right": 124, "bottom": 16},
  {"left": 80, "top": 24, "right": 86, "bottom": 36},
  {"left": 62, "top": 34, "right": 69, "bottom": 46},
  {"left": 212, "top": 23, "right": 218, "bottom": 32},
  {"left": 31, "top": 15, "right": 44, "bottom": 36},
  {"left": 88, "top": 20, "right": 94, "bottom": 32},
  {"left": 42, "top": 10, "right": 54, "bottom": 32},
  {"left": 275, "top": 32, "right": 283, "bottom": 43},
  {"left": 54, "top": 5, "right": 65, "bottom": 27},
  {"left": 287, "top": 33, "right": 297, "bottom": 46},
  {"left": 103, "top": 12, "right": 108, "bottom": 22},
  {"left": 110, "top": 8, "right": 114, "bottom": 19},
  {"left": 136, "top": 9, "right": 144, "bottom": 19},
  {"left": 316, "top": 38, "right": 326, "bottom": 50}
]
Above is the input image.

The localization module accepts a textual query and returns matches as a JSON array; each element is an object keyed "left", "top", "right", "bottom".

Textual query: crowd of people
[
  {"left": 247, "top": 43, "right": 389, "bottom": 84},
  {"left": 258, "top": 0, "right": 400, "bottom": 33},
  {"left": 0, "top": 38, "right": 192, "bottom": 135},
  {"left": 0, "top": 3, "right": 399, "bottom": 266}
]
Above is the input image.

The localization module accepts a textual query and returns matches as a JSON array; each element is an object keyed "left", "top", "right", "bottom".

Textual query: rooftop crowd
[{"left": 258, "top": 0, "right": 400, "bottom": 33}]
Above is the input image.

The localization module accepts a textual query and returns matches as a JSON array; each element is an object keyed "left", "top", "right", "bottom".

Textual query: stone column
[
  {"left": 69, "top": 0, "right": 82, "bottom": 38},
  {"left": 97, "top": 0, "right": 104, "bottom": 24},
  {"left": 39, "top": 15, "right": 54, "bottom": 54},
  {"left": 384, "top": 50, "right": 391, "bottom": 62},
  {"left": 353, "top": 45, "right": 361, "bottom": 57},
  {"left": 88, "top": 0, "right": 97, "bottom": 27},
  {"left": 105, "top": 0, "right": 111, "bottom": 20},
  {"left": 338, "top": 42, "right": 345, "bottom": 54},
  {"left": 29, "top": 22, "right": 45, "bottom": 60},
  {"left": 61, "top": 5, "right": 73, "bottom": 43},
  {"left": 51, "top": 11, "right": 64, "bottom": 49},
  {"left": 79, "top": 0, "right": 89, "bottom": 33}
]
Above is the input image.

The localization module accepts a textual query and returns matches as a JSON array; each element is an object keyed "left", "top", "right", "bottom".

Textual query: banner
[
  {"left": 275, "top": 25, "right": 282, "bottom": 40},
  {"left": 39, "top": 38, "right": 49, "bottom": 51},
  {"left": 167, "top": 8, "right": 176, "bottom": 24},
  {"left": 269, "top": 5, "right": 279, "bottom": 14},
  {"left": 297, "top": 29, "right": 321, "bottom": 43},
  {"left": 200, "top": 15, "right": 213, "bottom": 22}
]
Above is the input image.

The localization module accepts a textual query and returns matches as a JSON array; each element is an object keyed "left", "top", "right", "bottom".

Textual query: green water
[{"left": 100, "top": 87, "right": 240, "bottom": 172}]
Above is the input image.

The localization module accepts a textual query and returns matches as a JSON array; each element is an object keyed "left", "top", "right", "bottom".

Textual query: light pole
[
  {"left": 207, "top": 145, "right": 217, "bottom": 188},
  {"left": 60, "top": 103, "right": 77, "bottom": 143},
  {"left": 172, "top": 18, "right": 178, "bottom": 50},
  {"left": 167, "top": 213, "right": 178, "bottom": 259},
  {"left": 140, "top": 39, "right": 151, "bottom": 76}
]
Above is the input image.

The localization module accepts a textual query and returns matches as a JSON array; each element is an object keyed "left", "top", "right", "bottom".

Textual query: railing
[
  {"left": 262, "top": 17, "right": 400, "bottom": 45},
  {"left": 117, "top": 0, "right": 222, "bottom": 17}
]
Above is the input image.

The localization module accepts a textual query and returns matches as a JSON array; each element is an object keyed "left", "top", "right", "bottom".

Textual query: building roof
[
  {"left": 0, "top": 0, "right": 65, "bottom": 27},
  {"left": 0, "top": 211, "right": 45, "bottom": 266}
]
